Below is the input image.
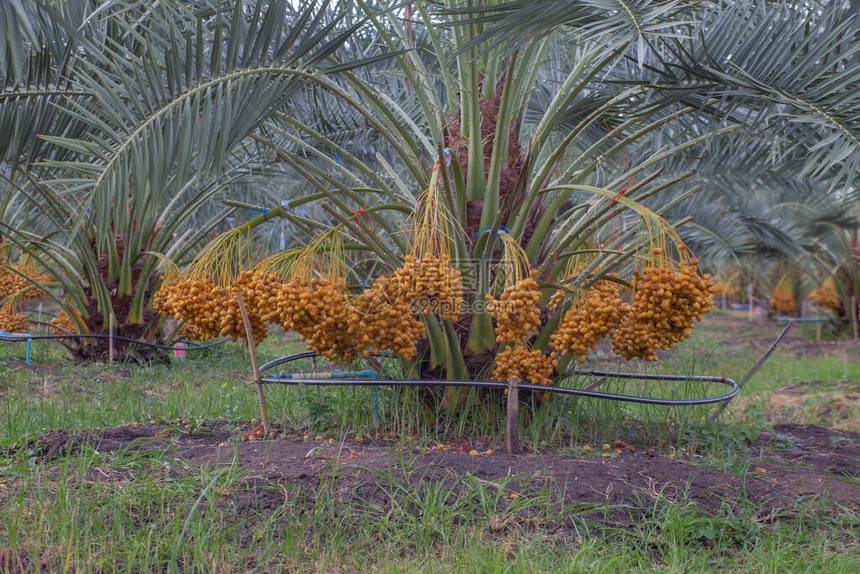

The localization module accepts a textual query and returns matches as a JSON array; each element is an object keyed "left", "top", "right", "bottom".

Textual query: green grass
[
  {"left": 3, "top": 311, "right": 858, "bottom": 449},
  {"left": 1, "top": 445, "right": 857, "bottom": 573},
  {"left": 1, "top": 314, "right": 859, "bottom": 572},
  {"left": 1, "top": 443, "right": 857, "bottom": 573}
]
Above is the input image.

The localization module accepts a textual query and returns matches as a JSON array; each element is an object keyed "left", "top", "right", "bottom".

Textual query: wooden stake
[
  {"left": 236, "top": 291, "right": 270, "bottom": 434},
  {"left": 505, "top": 378, "right": 520, "bottom": 455},
  {"left": 108, "top": 313, "right": 114, "bottom": 364},
  {"left": 852, "top": 296, "right": 859, "bottom": 341},
  {"left": 816, "top": 322, "right": 822, "bottom": 342},
  {"left": 40, "top": 303, "right": 46, "bottom": 362}
]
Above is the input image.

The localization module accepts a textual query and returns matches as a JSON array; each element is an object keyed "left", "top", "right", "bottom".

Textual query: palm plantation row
[{"left": 1, "top": 1, "right": 858, "bottom": 382}]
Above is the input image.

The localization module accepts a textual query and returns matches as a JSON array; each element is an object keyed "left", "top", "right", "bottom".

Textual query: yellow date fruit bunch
[
  {"left": 769, "top": 291, "right": 796, "bottom": 315},
  {"left": 212, "top": 270, "right": 281, "bottom": 344},
  {"left": 548, "top": 287, "right": 568, "bottom": 312},
  {"left": 346, "top": 273, "right": 425, "bottom": 360},
  {"left": 154, "top": 276, "right": 224, "bottom": 341},
  {"left": 0, "top": 267, "right": 14, "bottom": 299},
  {"left": 768, "top": 273, "right": 797, "bottom": 316},
  {"left": 176, "top": 321, "right": 207, "bottom": 341},
  {"left": 306, "top": 305, "right": 356, "bottom": 362},
  {"left": 152, "top": 278, "right": 255, "bottom": 343},
  {"left": 395, "top": 254, "right": 464, "bottom": 321},
  {"left": 611, "top": 252, "right": 714, "bottom": 361},
  {"left": 810, "top": 277, "right": 841, "bottom": 312},
  {"left": 0, "top": 261, "right": 51, "bottom": 303},
  {"left": 235, "top": 270, "right": 283, "bottom": 323},
  {"left": 0, "top": 308, "right": 30, "bottom": 333},
  {"left": 272, "top": 278, "right": 358, "bottom": 361},
  {"left": 486, "top": 272, "right": 542, "bottom": 344},
  {"left": 769, "top": 279, "right": 796, "bottom": 315},
  {"left": 49, "top": 311, "right": 79, "bottom": 340},
  {"left": 214, "top": 292, "right": 268, "bottom": 344},
  {"left": 273, "top": 278, "right": 343, "bottom": 335},
  {"left": 155, "top": 272, "right": 278, "bottom": 344},
  {"left": 551, "top": 278, "right": 630, "bottom": 362},
  {"left": 491, "top": 345, "right": 558, "bottom": 387}
]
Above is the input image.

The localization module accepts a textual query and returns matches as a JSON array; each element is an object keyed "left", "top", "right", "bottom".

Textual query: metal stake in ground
[
  {"left": 236, "top": 291, "right": 270, "bottom": 435},
  {"left": 505, "top": 378, "right": 521, "bottom": 455},
  {"left": 709, "top": 320, "right": 794, "bottom": 424}
]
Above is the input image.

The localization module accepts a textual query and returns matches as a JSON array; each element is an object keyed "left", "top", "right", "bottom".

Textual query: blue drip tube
[{"left": 0, "top": 331, "right": 32, "bottom": 364}]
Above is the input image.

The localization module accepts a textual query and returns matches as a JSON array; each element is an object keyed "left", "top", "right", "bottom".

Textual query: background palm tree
[{"left": 0, "top": 0, "right": 382, "bottom": 357}]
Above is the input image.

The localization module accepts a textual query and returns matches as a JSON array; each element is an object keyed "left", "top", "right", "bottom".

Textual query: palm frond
[
  {"left": 649, "top": 1, "right": 860, "bottom": 194},
  {"left": 37, "top": 0, "right": 387, "bottom": 250},
  {"left": 444, "top": 0, "right": 694, "bottom": 64}
]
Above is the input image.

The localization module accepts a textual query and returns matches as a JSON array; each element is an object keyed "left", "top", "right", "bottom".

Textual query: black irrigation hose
[
  {"left": 258, "top": 352, "right": 739, "bottom": 406},
  {"left": 259, "top": 351, "right": 318, "bottom": 373},
  {"left": 776, "top": 317, "right": 859, "bottom": 322},
  {"left": 0, "top": 332, "right": 231, "bottom": 352}
]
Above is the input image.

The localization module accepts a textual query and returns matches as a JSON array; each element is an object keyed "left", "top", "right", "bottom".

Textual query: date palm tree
[
  {"left": 0, "top": 0, "right": 381, "bottom": 357},
  {"left": 2, "top": 0, "right": 859, "bottom": 370},
  {"left": 199, "top": 1, "right": 860, "bottom": 383}
]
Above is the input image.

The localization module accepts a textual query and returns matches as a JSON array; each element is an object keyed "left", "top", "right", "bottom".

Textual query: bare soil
[{"left": 22, "top": 421, "right": 860, "bottom": 530}]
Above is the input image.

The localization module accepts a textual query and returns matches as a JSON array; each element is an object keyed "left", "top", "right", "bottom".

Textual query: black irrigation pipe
[
  {"left": 259, "top": 351, "right": 318, "bottom": 373},
  {"left": 0, "top": 332, "right": 231, "bottom": 352},
  {"left": 258, "top": 352, "right": 739, "bottom": 407},
  {"left": 775, "top": 317, "right": 860, "bottom": 323}
]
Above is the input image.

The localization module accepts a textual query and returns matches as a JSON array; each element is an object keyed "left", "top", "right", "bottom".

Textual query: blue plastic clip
[
  {"left": 435, "top": 149, "right": 452, "bottom": 168},
  {"left": 472, "top": 225, "right": 510, "bottom": 239},
  {"left": 1, "top": 330, "right": 32, "bottom": 364}
]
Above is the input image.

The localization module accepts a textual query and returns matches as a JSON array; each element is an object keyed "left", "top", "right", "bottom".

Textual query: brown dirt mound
[
  {"left": 754, "top": 423, "right": 860, "bottom": 476},
  {"left": 20, "top": 421, "right": 859, "bottom": 529}
]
